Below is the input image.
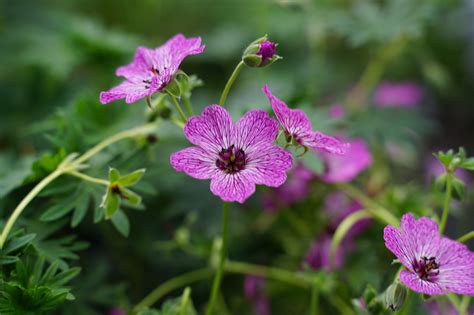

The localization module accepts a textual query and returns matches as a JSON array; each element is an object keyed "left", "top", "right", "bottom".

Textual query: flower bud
[
  {"left": 242, "top": 35, "right": 280, "bottom": 68},
  {"left": 384, "top": 282, "right": 407, "bottom": 311}
]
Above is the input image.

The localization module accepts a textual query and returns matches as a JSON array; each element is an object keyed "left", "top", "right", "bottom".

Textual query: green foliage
[
  {"left": 137, "top": 288, "right": 197, "bottom": 315},
  {"left": 0, "top": 256, "right": 80, "bottom": 314}
]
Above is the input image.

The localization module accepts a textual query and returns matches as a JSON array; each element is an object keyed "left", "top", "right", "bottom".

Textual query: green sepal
[{"left": 117, "top": 169, "right": 146, "bottom": 187}]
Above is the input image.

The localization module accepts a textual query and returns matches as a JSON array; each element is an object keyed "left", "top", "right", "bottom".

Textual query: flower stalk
[
  {"left": 205, "top": 202, "right": 230, "bottom": 315},
  {"left": 168, "top": 93, "right": 188, "bottom": 124},
  {"left": 219, "top": 61, "right": 244, "bottom": 106},
  {"left": 439, "top": 172, "right": 453, "bottom": 233}
]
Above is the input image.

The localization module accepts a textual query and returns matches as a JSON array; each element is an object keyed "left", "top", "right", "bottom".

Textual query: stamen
[{"left": 216, "top": 145, "right": 247, "bottom": 174}]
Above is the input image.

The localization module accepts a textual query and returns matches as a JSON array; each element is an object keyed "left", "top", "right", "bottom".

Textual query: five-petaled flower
[
  {"left": 262, "top": 85, "right": 349, "bottom": 155},
  {"left": 100, "top": 34, "right": 205, "bottom": 104},
  {"left": 384, "top": 213, "right": 474, "bottom": 296},
  {"left": 170, "top": 105, "right": 293, "bottom": 203}
]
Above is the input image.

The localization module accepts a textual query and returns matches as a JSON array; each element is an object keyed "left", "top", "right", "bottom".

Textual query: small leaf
[
  {"left": 50, "top": 267, "right": 81, "bottom": 287},
  {"left": 4, "top": 233, "right": 36, "bottom": 253},
  {"left": 451, "top": 175, "right": 466, "bottom": 201},
  {"left": 0, "top": 255, "right": 19, "bottom": 265},
  {"left": 71, "top": 194, "right": 90, "bottom": 227},
  {"left": 121, "top": 188, "right": 142, "bottom": 205},
  {"left": 109, "top": 167, "right": 120, "bottom": 182},
  {"left": 105, "top": 191, "right": 120, "bottom": 219},
  {"left": 117, "top": 169, "right": 146, "bottom": 187},
  {"left": 40, "top": 194, "right": 78, "bottom": 222},
  {"left": 460, "top": 157, "right": 474, "bottom": 170},
  {"left": 111, "top": 209, "right": 130, "bottom": 237}
]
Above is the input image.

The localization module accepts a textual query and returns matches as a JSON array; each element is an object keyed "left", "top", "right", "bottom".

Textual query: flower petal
[
  {"left": 99, "top": 80, "right": 152, "bottom": 104},
  {"left": 184, "top": 105, "right": 233, "bottom": 153},
  {"left": 210, "top": 172, "right": 256, "bottom": 204},
  {"left": 234, "top": 109, "right": 279, "bottom": 150},
  {"left": 400, "top": 213, "right": 440, "bottom": 259},
  {"left": 400, "top": 270, "right": 445, "bottom": 295},
  {"left": 320, "top": 138, "right": 372, "bottom": 183},
  {"left": 116, "top": 47, "right": 156, "bottom": 80},
  {"left": 262, "top": 85, "right": 312, "bottom": 135},
  {"left": 300, "top": 131, "right": 349, "bottom": 155},
  {"left": 244, "top": 142, "right": 292, "bottom": 187},
  {"left": 383, "top": 225, "right": 414, "bottom": 270},
  {"left": 436, "top": 237, "right": 474, "bottom": 295},
  {"left": 170, "top": 147, "right": 218, "bottom": 180}
]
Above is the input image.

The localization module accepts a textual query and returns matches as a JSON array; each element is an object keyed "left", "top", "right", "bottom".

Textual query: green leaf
[
  {"left": 451, "top": 175, "right": 466, "bottom": 201},
  {"left": 71, "top": 193, "right": 90, "bottom": 228},
  {"left": 105, "top": 190, "right": 120, "bottom": 219},
  {"left": 300, "top": 151, "right": 324, "bottom": 174},
  {"left": 117, "top": 169, "right": 146, "bottom": 187},
  {"left": 0, "top": 255, "right": 19, "bottom": 265},
  {"left": 110, "top": 210, "right": 130, "bottom": 237},
  {"left": 121, "top": 188, "right": 142, "bottom": 205},
  {"left": 40, "top": 194, "right": 78, "bottom": 222},
  {"left": 50, "top": 267, "right": 81, "bottom": 287},
  {"left": 109, "top": 167, "right": 121, "bottom": 182},
  {"left": 4, "top": 233, "right": 36, "bottom": 254},
  {"left": 460, "top": 157, "right": 474, "bottom": 170}
]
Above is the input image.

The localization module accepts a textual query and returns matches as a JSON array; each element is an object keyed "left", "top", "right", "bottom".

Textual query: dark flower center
[
  {"left": 216, "top": 145, "right": 247, "bottom": 174},
  {"left": 257, "top": 41, "right": 276, "bottom": 61},
  {"left": 413, "top": 256, "right": 440, "bottom": 281}
]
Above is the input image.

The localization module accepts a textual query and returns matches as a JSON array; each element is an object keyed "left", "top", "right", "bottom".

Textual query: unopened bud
[
  {"left": 384, "top": 282, "right": 407, "bottom": 311},
  {"left": 242, "top": 35, "right": 280, "bottom": 68}
]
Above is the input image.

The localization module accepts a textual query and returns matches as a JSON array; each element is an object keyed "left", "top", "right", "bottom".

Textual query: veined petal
[
  {"left": 116, "top": 46, "right": 156, "bottom": 80},
  {"left": 170, "top": 147, "right": 218, "bottom": 180},
  {"left": 234, "top": 109, "right": 279, "bottom": 150},
  {"left": 184, "top": 105, "right": 233, "bottom": 153},
  {"left": 400, "top": 270, "right": 445, "bottom": 295},
  {"left": 210, "top": 172, "right": 256, "bottom": 204},
  {"left": 300, "top": 131, "right": 349, "bottom": 155},
  {"left": 400, "top": 214, "right": 440, "bottom": 259},
  {"left": 99, "top": 80, "right": 153, "bottom": 104},
  {"left": 244, "top": 142, "right": 292, "bottom": 187},
  {"left": 262, "top": 85, "right": 312, "bottom": 135}
]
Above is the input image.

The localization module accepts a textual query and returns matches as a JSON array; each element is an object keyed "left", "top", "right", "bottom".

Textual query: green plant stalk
[
  {"left": 330, "top": 209, "right": 372, "bottom": 267},
  {"left": 458, "top": 231, "right": 474, "bottom": 243},
  {"left": 439, "top": 174, "right": 453, "bottom": 233},
  {"left": 67, "top": 170, "right": 109, "bottom": 186},
  {"left": 182, "top": 95, "right": 194, "bottom": 116},
  {"left": 0, "top": 123, "right": 157, "bottom": 248},
  {"left": 179, "top": 287, "right": 191, "bottom": 315},
  {"left": 310, "top": 284, "right": 319, "bottom": 315},
  {"left": 336, "top": 183, "right": 399, "bottom": 227},
  {"left": 219, "top": 61, "right": 244, "bottom": 106},
  {"left": 0, "top": 168, "right": 64, "bottom": 248},
  {"left": 205, "top": 202, "right": 230, "bottom": 315},
  {"left": 168, "top": 94, "right": 188, "bottom": 124},
  {"left": 225, "top": 260, "right": 309, "bottom": 288},
  {"left": 459, "top": 296, "right": 471, "bottom": 315},
  {"left": 132, "top": 268, "right": 212, "bottom": 313}
]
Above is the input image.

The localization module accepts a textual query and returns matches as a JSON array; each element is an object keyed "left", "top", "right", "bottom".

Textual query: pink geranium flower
[
  {"left": 384, "top": 213, "right": 474, "bottom": 296},
  {"left": 319, "top": 138, "right": 372, "bottom": 183},
  {"left": 262, "top": 85, "right": 348, "bottom": 155},
  {"left": 373, "top": 81, "right": 423, "bottom": 108},
  {"left": 100, "top": 34, "right": 205, "bottom": 104},
  {"left": 170, "top": 105, "right": 292, "bottom": 203}
]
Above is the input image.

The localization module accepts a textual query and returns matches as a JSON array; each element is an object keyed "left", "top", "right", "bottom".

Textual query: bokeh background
[{"left": 1, "top": 0, "right": 474, "bottom": 314}]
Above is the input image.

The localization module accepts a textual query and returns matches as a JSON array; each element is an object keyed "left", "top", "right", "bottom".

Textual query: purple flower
[
  {"left": 244, "top": 276, "right": 271, "bottom": 315},
  {"left": 170, "top": 105, "right": 292, "bottom": 204},
  {"left": 109, "top": 308, "right": 126, "bottom": 315},
  {"left": 384, "top": 213, "right": 474, "bottom": 296},
  {"left": 373, "top": 81, "right": 423, "bottom": 108},
  {"left": 261, "top": 162, "right": 314, "bottom": 212},
  {"left": 100, "top": 34, "right": 205, "bottom": 104},
  {"left": 257, "top": 41, "right": 276, "bottom": 62},
  {"left": 262, "top": 85, "right": 349, "bottom": 155},
  {"left": 328, "top": 104, "right": 346, "bottom": 119},
  {"left": 319, "top": 138, "right": 372, "bottom": 183},
  {"left": 305, "top": 234, "right": 344, "bottom": 271}
]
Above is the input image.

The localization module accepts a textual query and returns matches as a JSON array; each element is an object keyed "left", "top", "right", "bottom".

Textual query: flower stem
[
  {"left": 182, "top": 95, "right": 194, "bottom": 116},
  {"left": 336, "top": 183, "right": 399, "bottom": 227},
  {"left": 66, "top": 170, "right": 109, "bottom": 186},
  {"left": 205, "top": 202, "right": 230, "bottom": 315},
  {"left": 0, "top": 168, "right": 64, "bottom": 248},
  {"left": 459, "top": 296, "right": 471, "bottom": 315},
  {"left": 132, "top": 268, "right": 212, "bottom": 313},
  {"left": 439, "top": 173, "right": 453, "bottom": 234},
  {"left": 219, "top": 61, "right": 244, "bottom": 106},
  {"left": 310, "top": 284, "right": 319, "bottom": 315},
  {"left": 458, "top": 231, "right": 474, "bottom": 243},
  {"left": 74, "top": 123, "right": 157, "bottom": 165},
  {"left": 225, "top": 260, "right": 308, "bottom": 288},
  {"left": 168, "top": 94, "right": 188, "bottom": 124}
]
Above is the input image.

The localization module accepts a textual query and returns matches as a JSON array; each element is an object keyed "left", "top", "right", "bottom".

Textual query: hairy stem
[
  {"left": 310, "top": 284, "right": 319, "bottom": 315},
  {"left": 168, "top": 94, "right": 188, "bottom": 124},
  {"left": 66, "top": 170, "right": 109, "bottom": 186},
  {"left": 458, "top": 231, "right": 474, "bottom": 243},
  {"left": 132, "top": 268, "right": 212, "bottom": 313},
  {"left": 439, "top": 173, "right": 453, "bottom": 233},
  {"left": 205, "top": 202, "right": 230, "bottom": 315},
  {"left": 336, "top": 183, "right": 399, "bottom": 227},
  {"left": 219, "top": 61, "right": 244, "bottom": 106},
  {"left": 182, "top": 95, "right": 194, "bottom": 116}
]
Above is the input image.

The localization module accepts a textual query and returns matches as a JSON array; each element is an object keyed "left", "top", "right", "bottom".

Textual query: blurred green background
[{"left": 1, "top": 0, "right": 474, "bottom": 314}]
